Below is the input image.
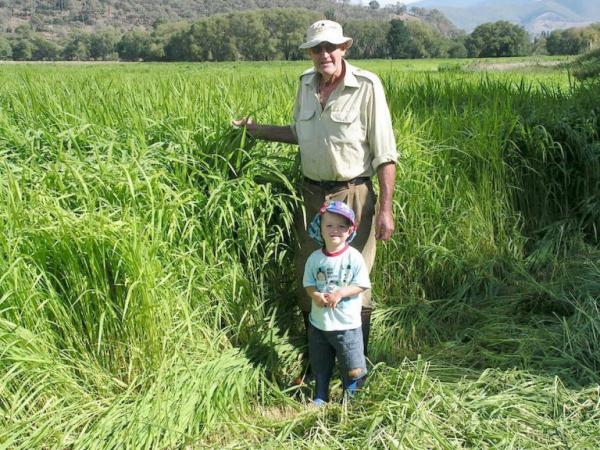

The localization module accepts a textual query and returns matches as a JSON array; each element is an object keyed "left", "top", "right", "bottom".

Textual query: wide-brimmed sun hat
[
  {"left": 299, "top": 20, "right": 353, "bottom": 50},
  {"left": 308, "top": 200, "right": 357, "bottom": 245}
]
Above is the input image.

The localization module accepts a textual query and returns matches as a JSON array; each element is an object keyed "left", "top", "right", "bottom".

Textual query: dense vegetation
[
  {"left": 0, "top": 60, "right": 598, "bottom": 448},
  {"left": 1, "top": 0, "right": 453, "bottom": 34},
  {"left": 0, "top": 2, "right": 464, "bottom": 61},
  {"left": 1, "top": 7, "right": 599, "bottom": 62},
  {"left": 545, "top": 23, "right": 600, "bottom": 55},
  {"left": 571, "top": 47, "right": 600, "bottom": 80}
]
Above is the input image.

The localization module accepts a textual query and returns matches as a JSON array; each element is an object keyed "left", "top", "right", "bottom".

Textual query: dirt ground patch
[{"left": 471, "top": 60, "right": 565, "bottom": 71}]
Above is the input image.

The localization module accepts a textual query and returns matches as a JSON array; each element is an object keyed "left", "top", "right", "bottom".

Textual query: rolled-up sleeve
[{"left": 367, "top": 77, "right": 398, "bottom": 171}]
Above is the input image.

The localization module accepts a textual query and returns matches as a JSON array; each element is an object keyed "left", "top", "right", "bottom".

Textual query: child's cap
[{"left": 308, "top": 199, "right": 357, "bottom": 245}]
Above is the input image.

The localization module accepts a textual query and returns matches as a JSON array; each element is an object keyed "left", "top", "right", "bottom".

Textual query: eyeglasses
[{"left": 309, "top": 43, "right": 340, "bottom": 55}]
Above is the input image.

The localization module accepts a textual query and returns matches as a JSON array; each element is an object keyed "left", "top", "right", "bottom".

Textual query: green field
[{"left": 1, "top": 58, "right": 599, "bottom": 448}]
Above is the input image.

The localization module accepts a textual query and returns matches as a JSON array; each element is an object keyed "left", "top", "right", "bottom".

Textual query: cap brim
[{"left": 299, "top": 37, "right": 353, "bottom": 50}]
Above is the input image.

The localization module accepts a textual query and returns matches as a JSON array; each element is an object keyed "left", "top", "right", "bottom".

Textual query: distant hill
[
  {"left": 0, "top": 0, "right": 459, "bottom": 38},
  {"left": 409, "top": 0, "right": 600, "bottom": 33}
]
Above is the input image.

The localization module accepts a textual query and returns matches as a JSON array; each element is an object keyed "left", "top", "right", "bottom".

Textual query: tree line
[{"left": 0, "top": 8, "right": 599, "bottom": 62}]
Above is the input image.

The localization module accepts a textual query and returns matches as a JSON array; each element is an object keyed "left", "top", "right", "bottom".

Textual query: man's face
[{"left": 308, "top": 42, "right": 347, "bottom": 79}]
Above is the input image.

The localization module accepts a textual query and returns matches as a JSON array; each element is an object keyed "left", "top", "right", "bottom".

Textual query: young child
[{"left": 303, "top": 200, "right": 371, "bottom": 405}]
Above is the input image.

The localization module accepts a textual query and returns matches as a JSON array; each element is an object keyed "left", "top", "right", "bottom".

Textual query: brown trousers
[{"left": 293, "top": 179, "right": 378, "bottom": 313}]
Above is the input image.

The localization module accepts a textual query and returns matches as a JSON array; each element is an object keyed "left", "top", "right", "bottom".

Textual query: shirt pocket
[
  {"left": 329, "top": 109, "right": 362, "bottom": 144},
  {"left": 295, "top": 105, "right": 317, "bottom": 142}
]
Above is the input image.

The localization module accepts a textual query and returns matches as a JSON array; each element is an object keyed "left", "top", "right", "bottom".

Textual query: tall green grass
[{"left": 0, "top": 60, "right": 598, "bottom": 448}]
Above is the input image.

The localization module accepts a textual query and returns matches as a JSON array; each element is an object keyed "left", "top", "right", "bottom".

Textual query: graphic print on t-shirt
[{"left": 316, "top": 263, "right": 355, "bottom": 297}]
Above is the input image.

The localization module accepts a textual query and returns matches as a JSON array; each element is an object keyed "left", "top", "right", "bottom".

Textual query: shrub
[{"left": 571, "top": 47, "right": 600, "bottom": 81}]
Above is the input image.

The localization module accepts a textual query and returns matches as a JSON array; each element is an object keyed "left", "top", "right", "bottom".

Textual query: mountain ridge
[
  {"left": 0, "top": 0, "right": 461, "bottom": 39},
  {"left": 410, "top": 0, "right": 600, "bottom": 33}
]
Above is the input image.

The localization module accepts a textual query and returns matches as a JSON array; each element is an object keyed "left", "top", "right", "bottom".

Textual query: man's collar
[{"left": 342, "top": 60, "right": 360, "bottom": 88}]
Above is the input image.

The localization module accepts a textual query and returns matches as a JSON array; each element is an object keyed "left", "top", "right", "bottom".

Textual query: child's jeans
[{"left": 308, "top": 324, "right": 367, "bottom": 402}]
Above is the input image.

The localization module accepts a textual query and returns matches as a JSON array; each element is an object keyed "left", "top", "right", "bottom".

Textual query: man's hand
[
  {"left": 375, "top": 208, "right": 394, "bottom": 241},
  {"left": 232, "top": 116, "right": 256, "bottom": 133}
]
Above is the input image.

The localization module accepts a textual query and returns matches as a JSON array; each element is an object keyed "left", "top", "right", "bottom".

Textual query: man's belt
[{"left": 303, "top": 176, "right": 371, "bottom": 189}]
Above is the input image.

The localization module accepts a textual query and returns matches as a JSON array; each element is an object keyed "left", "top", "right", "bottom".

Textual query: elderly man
[{"left": 234, "top": 20, "right": 398, "bottom": 376}]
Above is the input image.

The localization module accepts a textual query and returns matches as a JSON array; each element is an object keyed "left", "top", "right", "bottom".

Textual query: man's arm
[
  {"left": 232, "top": 118, "right": 298, "bottom": 144},
  {"left": 364, "top": 75, "right": 397, "bottom": 241},
  {"left": 375, "top": 161, "right": 396, "bottom": 241}
]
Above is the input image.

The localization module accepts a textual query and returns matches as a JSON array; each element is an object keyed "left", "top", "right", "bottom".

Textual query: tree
[
  {"left": 209, "top": 16, "right": 238, "bottom": 61},
  {"left": 344, "top": 19, "right": 388, "bottom": 59},
  {"left": 0, "top": 36, "right": 12, "bottom": 60},
  {"left": 545, "top": 31, "right": 566, "bottom": 55},
  {"left": 262, "top": 9, "right": 319, "bottom": 60},
  {"left": 230, "top": 12, "right": 276, "bottom": 61},
  {"left": 62, "top": 33, "right": 91, "bottom": 60},
  {"left": 447, "top": 38, "right": 468, "bottom": 58},
  {"left": 546, "top": 27, "right": 600, "bottom": 55},
  {"left": 465, "top": 21, "right": 529, "bottom": 57},
  {"left": 403, "top": 20, "right": 445, "bottom": 58},
  {"left": 386, "top": 19, "right": 411, "bottom": 59},
  {"left": 89, "top": 28, "right": 119, "bottom": 60},
  {"left": 165, "top": 24, "right": 196, "bottom": 61},
  {"left": 369, "top": 1, "right": 380, "bottom": 10},
  {"left": 166, "top": 17, "right": 237, "bottom": 61},
  {"left": 531, "top": 35, "right": 548, "bottom": 56},
  {"left": 146, "top": 21, "right": 189, "bottom": 61},
  {"left": 386, "top": 18, "right": 447, "bottom": 59},
  {"left": 31, "top": 36, "right": 60, "bottom": 60},
  {"left": 117, "top": 29, "right": 150, "bottom": 61},
  {"left": 11, "top": 38, "right": 34, "bottom": 60}
]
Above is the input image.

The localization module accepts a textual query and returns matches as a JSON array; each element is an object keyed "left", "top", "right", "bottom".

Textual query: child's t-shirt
[{"left": 303, "top": 245, "right": 371, "bottom": 331}]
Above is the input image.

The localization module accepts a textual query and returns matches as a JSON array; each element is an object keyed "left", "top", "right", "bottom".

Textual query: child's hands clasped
[
  {"left": 314, "top": 292, "right": 330, "bottom": 308},
  {"left": 313, "top": 291, "right": 341, "bottom": 308},
  {"left": 308, "top": 287, "right": 353, "bottom": 309},
  {"left": 324, "top": 291, "right": 343, "bottom": 308}
]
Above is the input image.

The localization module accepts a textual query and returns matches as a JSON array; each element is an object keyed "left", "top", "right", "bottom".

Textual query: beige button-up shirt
[{"left": 291, "top": 60, "right": 398, "bottom": 181}]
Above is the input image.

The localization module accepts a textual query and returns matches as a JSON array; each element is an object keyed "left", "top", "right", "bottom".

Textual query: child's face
[{"left": 320, "top": 211, "right": 353, "bottom": 249}]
